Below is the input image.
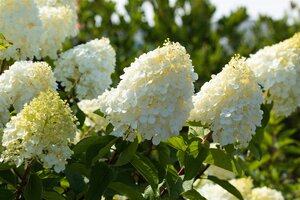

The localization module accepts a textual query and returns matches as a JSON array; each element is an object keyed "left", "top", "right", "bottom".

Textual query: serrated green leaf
[
  {"left": 90, "top": 137, "right": 118, "bottom": 166},
  {"left": 184, "top": 142, "right": 209, "bottom": 180},
  {"left": 130, "top": 153, "right": 159, "bottom": 191},
  {"left": 24, "top": 173, "right": 43, "bottom": 200},
  {"left": 181, "top": 189, "right": 206, "bottom": 200},
  {"left": 204, "top": 148, "right": 236, "bottom": 173},
  {"left": 165, "top": 165, "right": 181, "bottom": 198},
  {"left": 167, "top": 136, "right": 187, "bottom": 151},
  {"left": 86, "top": 162, "right": 114, "bottom": 200},
  {"left": 109, "top": 182, "right": 144, "bottom": 200},
  {"left": 115, "top": 138, "right": 138, "bottom": 166},
  {"left": 207, "top": 175, "right": 243, "bottom": 200}
]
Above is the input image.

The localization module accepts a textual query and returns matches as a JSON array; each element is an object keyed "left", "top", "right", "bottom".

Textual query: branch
[{"left": 15, "top": 161, "right": 33, "bottom": 200}]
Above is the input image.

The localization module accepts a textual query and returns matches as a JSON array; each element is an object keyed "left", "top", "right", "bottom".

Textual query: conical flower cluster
[
  {"left": 0, "top": 0, "right": 77, "bottom": 60},
  {"left": 189, "top": 56, "right": 263, "bottom": 147},
  {"left": 0, "top": 61, "right": 56, "bottom": 127},
  {"left": 54, "top": 38, "right": 116, "bottom": 99},
  {"left": 0, "top": 90, "right": 77, "bottom": 172},
  {"left": 98, "top": 41, "right": 198, "bottom": 144},
  {"left": 247, "top": 33, "right": 300, "bottom": 117}
]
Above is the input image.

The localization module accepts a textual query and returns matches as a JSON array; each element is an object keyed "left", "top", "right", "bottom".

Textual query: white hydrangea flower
[
  {"left": 250, "top": 187, "right": 284, "bottom": 200},
  {"left": 98, "top": 41, "right": 198, "bottom": 144},
  {"left": 37, "top": 0, "right": 78, "bottom": 58},
  {"left": 197, "top": 178, "right": 252, "bottom": 200},
  {"left": 0, "top": 0, "right": 43, "bottom": 60},
  {"left": 189, "top": 56, "right": 263, "bottom": 147},
  {"left": 78, "top": 99, "right": 109, "bottom": 131},
  {"left": 0, "top": 61, "right": 57, "bottom": 126},
  {"left": 54, "top": 38, "right": 116, "bottom": 99},
  {"left": 247, "top": 33, "right": 300, "bottom": 117},
  {"left": 0, "top": 90, "right": 77, "bottom": 173},
  {"left": 0, "top": 0, "right": 78, "bottom": 60}
]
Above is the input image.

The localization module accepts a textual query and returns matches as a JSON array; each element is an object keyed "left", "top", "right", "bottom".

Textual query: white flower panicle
[
  {"left": 0, "top": 0, "right": 43, "bottom": 60},
  {"left": 37, "top": 0, "right": 78, "bottom": 58},
  {"left": 197, "top": 177, "right": 284, "bottom": 200},
  {"left": 247, "top": 33, "right": 300, "bottom": 117},
  {"left": 250, "top": 187, "right": 284, "bottom": 200},
  {"left": 78, "top": 99, "right": 109, "bottom": 131},
  {"left": 54, "top": 38, "right": 116, "bottom": 99},
  {"left": 0, "top": 90, "right": 77, "bottom": 173},
  {"left": 0, "top": 61, "right": 57, "bottom": 127},
  {"left": 196, "top": 178, "right": 252, "bottom": 200},
  {"left": 98, "top": 41, "right": 198, "bottom": 144},
  {"left": 0, "top": 0, "right": 78, "bottom": 60},
  {"left": 189, "top": 56, "right": 263, "bottom": 147}
]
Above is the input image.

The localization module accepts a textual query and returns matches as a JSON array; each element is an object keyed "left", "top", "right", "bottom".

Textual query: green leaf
[
  {"left": 86, "top": 162, "right": 114, "bottom": 200},
  {"left": 207, "top": 175, "right": 243, "bottom": 200},
  {"left": 0, "top": 170, "right": 17, "bottom": 186},
  {"left": 72, "top": 136, "right": 99, "bottom": 156},
  {"left": 115, "top": 138, "right": 138, "bottom": 166},
  {"left": 0, "top": 33, "right": 12, "bottom": 50},
  {"left": 87, "top": 137, "right": 118, "bottom": 166},
  {"left": 184, "top": 142, "right": 209, "bottom": 180},
  {"left": 65, "top": 167, "right": 86, "bottom": 194},
  {"left": 261, "top": 103, "right": 271, "bottom": 128},
  {"left": 0, "top": 162, "right": 13, "bottom": 170},
  {"left": 130, "top": 153, "right": 159, "bottom": 191},
  {"left": 42, "top": 191, "right": 65, "bottom": 200},
  {"left": 204, "top": 148, "right": 236, "bottom": 173},
  {"left": 0, "top": 189, "right": 15, "bottom": 200},
  {"left": 109, "top": 182, "right": 144, "bottom": 200},
  {"left": 181, "top": 189, "right": 206, "bottom": 200},
  {"left": 24, "top": 173, "right": 43, "bottom": 200},
  {"left": 72, "top": 103, "right": 86, "bottom": 129},
  {"left": 67, "top": 163, "right": 90, "bottom": 178},
  {"left": 165, "top": 165, "right": 182, "bottom": 198},
  {"left": 248, "top": 141, "right": 262, "bottom": 160},
  {"left": 167, "top": 136, "right": 187, "bottom": 151},
  {"left": 93, "top": 109, "right": 105, "bottom": 117}
]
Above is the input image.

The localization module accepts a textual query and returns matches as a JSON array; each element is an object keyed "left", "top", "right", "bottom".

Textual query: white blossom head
[
  {"left": 0, "top": 0, "right": 43, "bottom": 60},
  {"left": 196, "top": 178, "right": 252, "bottom": 200},
  {"left": 0, "top": 90, "right": 77, "bottom": 173},
  {"left": 250, "top": 187, "right": 284, "bottom": 200},
  {"left": 247, "top": 33, "right": 300, "bottom": 117},
  {"left": 0, "top": 61, "right": 57, "bottom": 126},
  {"left": 0, "top": 0, "right": 78, "bottom": 60},
  {"left": 189, "top": 56, "right": 263, "bottom": 147},
  {"left": 54, "top": 38, "right": 116, "bottom": 99},
  {"left": 197, "top": 177, "right": 281, "bottom": 200},
  {"left": 98, "top": 41, "right": 198, "bottom": 144},
  {"left": 37, "top": 0, "right": 78, "bottom": 58}
]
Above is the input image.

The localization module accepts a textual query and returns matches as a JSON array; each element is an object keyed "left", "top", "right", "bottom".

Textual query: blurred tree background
[{"left": 70, "top": 0, "right": 300, "bottom": 199}]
